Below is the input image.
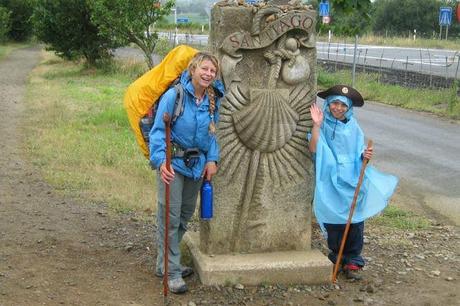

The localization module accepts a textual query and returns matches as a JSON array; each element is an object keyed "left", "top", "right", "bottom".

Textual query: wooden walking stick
[
  {"left": 332, "top": 140, "right": 373, "bottom": 283},
  {"left": 163, "top": 113, "right": 172, "bottom": 303}
]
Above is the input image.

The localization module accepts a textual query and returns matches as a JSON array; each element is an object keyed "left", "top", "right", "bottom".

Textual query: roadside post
[
  {"left": 171, "top": 7, "right": 178, "bottom": 46},
  {"left": 352, "top": 35, "right": 358, "bottom": 87}
]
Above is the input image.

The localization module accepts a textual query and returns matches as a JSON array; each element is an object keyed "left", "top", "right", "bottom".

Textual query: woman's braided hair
[
  {"left": 188, "top": 52, "right": 220, "bottom": 134},
  {"left": 207, "top": 86, "right": 216, "bottom": 134}
]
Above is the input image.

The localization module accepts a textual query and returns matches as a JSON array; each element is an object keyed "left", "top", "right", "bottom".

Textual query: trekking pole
[
  {"left": 163, "top": 113, "right": 172, "bottom": 303},
  {"left": 332, "top": 140, "right": 373, "bottom": 283}
]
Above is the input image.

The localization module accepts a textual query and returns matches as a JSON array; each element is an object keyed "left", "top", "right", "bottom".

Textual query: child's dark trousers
[{"left": 324, "top": 221, "right": 365, "bottom": 267}]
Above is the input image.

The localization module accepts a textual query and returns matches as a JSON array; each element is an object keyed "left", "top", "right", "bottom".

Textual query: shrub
[
  {"left": 32, "top": 0, "right": 122, "bottom": 66},
  {"left": 0, "top": 0, "right": 34, "bottom": 41},
  {"left": 0, "top": 6, "right": 12, "bottom": 43}
]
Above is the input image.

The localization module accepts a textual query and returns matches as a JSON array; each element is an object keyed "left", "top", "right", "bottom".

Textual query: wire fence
[
  {"left": 159, "top": 31, "right": 208, "bottom": 47},
  {"left": 159, "top": 33, "right": 460, "bottom": 91},
  {"left": 317, "top": 40, "right": 460, "bottom": 91},
  {"left": 318, "top": 59, "right": 460, "bottom": 91}
]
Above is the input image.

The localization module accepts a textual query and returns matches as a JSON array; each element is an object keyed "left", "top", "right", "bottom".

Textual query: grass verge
[
  {"left": 317, "top": 34, "right": 460, "bottom": 50},
  {"left": 25, "top": 52, "right": 156, "bottom": 213},
  {"left": 0, "top": 42, "right": 29, "bottom": 61},
  {"left": 318, "top": 68, "right": 460, "bottom": 119},
  {"left": 369, "top": 205, "right": 431, "bottom": 230}
]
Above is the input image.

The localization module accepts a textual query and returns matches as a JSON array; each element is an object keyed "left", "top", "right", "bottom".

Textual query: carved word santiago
[{"left": 222, "top": 12, "right": 314, "bottom": 55}]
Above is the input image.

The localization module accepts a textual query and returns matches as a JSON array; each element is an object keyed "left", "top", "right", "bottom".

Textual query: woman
[{"left": 149, "top": 52, "right": 224, "bottom": 293}]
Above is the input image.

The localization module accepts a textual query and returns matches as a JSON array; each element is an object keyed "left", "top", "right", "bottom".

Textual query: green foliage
[
  {"left": 0, "top": 0, "right": 34, "bottom": 41},
  {"left": 448, "top": 80, "right": 459, "bottom": 115},
  {"left": 158, "top": 19, "right": 208, "bottom": 31},
  {"left": 154, "top": 37, "right": 173, "bottom": 58},
  {"left": 372, "top": 0, "right": 460, "bottom": 38},
  {"left": 89, "top": 0, "right": 175, "bottom": 69},
  {"left": 311, "top": 0, "right": 373, "bottom": 36},
  {"left": 0, "top": 6, "right": 12, "bottom": 42},
  {"left": 32, "top": 0, "right": 121, "bottom": 65},
  {"left": 331, "top": 0, "right": 372, "bottom": 15}
]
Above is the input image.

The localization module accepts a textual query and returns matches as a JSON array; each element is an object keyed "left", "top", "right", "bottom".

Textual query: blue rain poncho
[{"left": 312, "top": 95, "right": 398, "bottom": 230}]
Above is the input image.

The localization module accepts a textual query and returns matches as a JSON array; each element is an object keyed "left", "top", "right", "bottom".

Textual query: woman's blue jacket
[{"left": 149, "top": 71, "right": 225, "bottom": 180}]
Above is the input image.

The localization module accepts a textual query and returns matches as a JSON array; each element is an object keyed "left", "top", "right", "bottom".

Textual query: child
[{"left": 308, "top": 85, "right": 398, "bottom": 280}]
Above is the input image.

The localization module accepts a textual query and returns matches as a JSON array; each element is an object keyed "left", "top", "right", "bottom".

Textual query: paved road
[{"left": 354, "top": 102, "right": 460, "bottom": 225}]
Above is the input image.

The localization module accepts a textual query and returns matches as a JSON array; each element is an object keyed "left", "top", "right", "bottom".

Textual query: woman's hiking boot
[
  {"left": 155, "top": 266, "right": 194, "bottom": 278},
  {"left": 168, "top": 277, "right": 187, "bottom": 294}
]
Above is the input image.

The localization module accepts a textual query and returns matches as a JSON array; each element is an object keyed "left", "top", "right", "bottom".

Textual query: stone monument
[{"left": 184, "top": 0, "right": 331, "bottom": 285}]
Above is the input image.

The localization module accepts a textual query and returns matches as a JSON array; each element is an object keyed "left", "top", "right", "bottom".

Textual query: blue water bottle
[{"left": 200, "top": 180, "right": 213, "bottom": 220}]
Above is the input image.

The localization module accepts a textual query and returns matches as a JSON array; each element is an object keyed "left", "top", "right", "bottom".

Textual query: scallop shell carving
[{"left": 232, "top": 89, "right": 299, "bottom": 153}]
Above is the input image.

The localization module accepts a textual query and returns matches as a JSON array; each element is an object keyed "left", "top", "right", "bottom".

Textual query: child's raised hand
[
  {"left": 363, "top": 146, "right": 373, "bottom": 160},
  {"left": 310, "top": 103, "right": 323, "bottom": 127}
]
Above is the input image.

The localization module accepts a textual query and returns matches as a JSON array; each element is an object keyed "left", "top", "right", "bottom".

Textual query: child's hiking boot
[{"left": 343, "top": 264, "right": 363, "bottom": 280}]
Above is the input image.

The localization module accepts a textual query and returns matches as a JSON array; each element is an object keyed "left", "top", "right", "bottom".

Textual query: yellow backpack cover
[{"left": 124, "top": 45, "right": 198, "bottom": 158}]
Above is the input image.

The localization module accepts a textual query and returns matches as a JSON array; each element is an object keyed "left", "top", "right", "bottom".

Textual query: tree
[
  {"left": 0, "top": 0, "right": 34, "bottom": 41},
  {"left": 0, "top": 6, "right": 12, "bottom": 42},
  {"left": 32, "top": 0, "right": 121, "bottom": 65},
  {"left": 372, "top": 0, "right": 453, "bottom": 38},
  {"left": 89, "top": 0, "right": 175, "bottom": 69},
  {"left": 308, "top": 0, "right": 373, "bottom": 36}
]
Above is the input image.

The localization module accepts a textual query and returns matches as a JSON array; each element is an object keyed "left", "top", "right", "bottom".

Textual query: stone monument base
[{"left": 184, "top": 232, "right": 332, "bottom": 286}]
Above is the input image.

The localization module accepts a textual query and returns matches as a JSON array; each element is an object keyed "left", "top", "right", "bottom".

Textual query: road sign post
[
  {"left": 319, "top": 1, "right": 330, "bottom": 17},
  {"left": 319, "top": 1, "right": 330, "bottom": 24},
  {"left": 439, "top": 7, "right": 452, "bottom": 40}
]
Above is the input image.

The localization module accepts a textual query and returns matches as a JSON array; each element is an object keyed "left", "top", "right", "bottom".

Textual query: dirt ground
[{"left": 0, "top": 47, "right": 458, "bottom": 306}]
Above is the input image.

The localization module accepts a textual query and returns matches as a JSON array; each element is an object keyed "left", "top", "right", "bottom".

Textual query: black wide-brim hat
[{"left": 317, "top": 84, "right": 364, "bottom": 107}]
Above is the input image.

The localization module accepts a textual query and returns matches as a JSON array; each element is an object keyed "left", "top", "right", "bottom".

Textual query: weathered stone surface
[
  {"left": 185, "top": 233, "right": 331, "bottom": 286},
  {"left": 199, "top": 1, "right": 317, "bottom": 256}
]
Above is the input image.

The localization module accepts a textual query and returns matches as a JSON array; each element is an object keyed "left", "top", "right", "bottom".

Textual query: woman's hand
[
  {"left": 310, "top": 103, "right": 323, "bottom": 127},
  {"left": 363, "top": 146, "right": 373, "bottom": 160},
  {"left": 202, "top": 161, "right": 218, "bottom": 181},
  {"left": 160, "top": 163, "right": 175, "bottom": 184}
]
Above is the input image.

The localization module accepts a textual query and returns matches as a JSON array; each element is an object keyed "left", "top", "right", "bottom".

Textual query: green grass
[
  {"left": 0, "top": 42, "right": 29, "bottom": 61},
  {"left": 317, "top": 34, "right": 460, "bottom": 50},
  {"left": 25, "top": 52, "right": 157, "bottom": 213},
  {"left": 370, "top": 205, "right": 431, "bottom": 230},
  {"left": 163, "top": 12, "right": 208, "bottom": 25},
  {"left": 318, "top": 68, "right": 460, "bottom": 119}
]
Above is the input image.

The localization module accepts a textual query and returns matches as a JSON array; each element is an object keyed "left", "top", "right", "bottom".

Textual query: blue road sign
[
  {"left": 177, "top": 17, "right": 189, "bottom": 24},
  {"left": 319, "top": 1, "right": 330, "bottom": 17},
  {"left": 245, "top": 0, "right": 259, "bottom": 4},
  {"left": 439, "top": 7, "right": 452, "bottom": 26}
]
